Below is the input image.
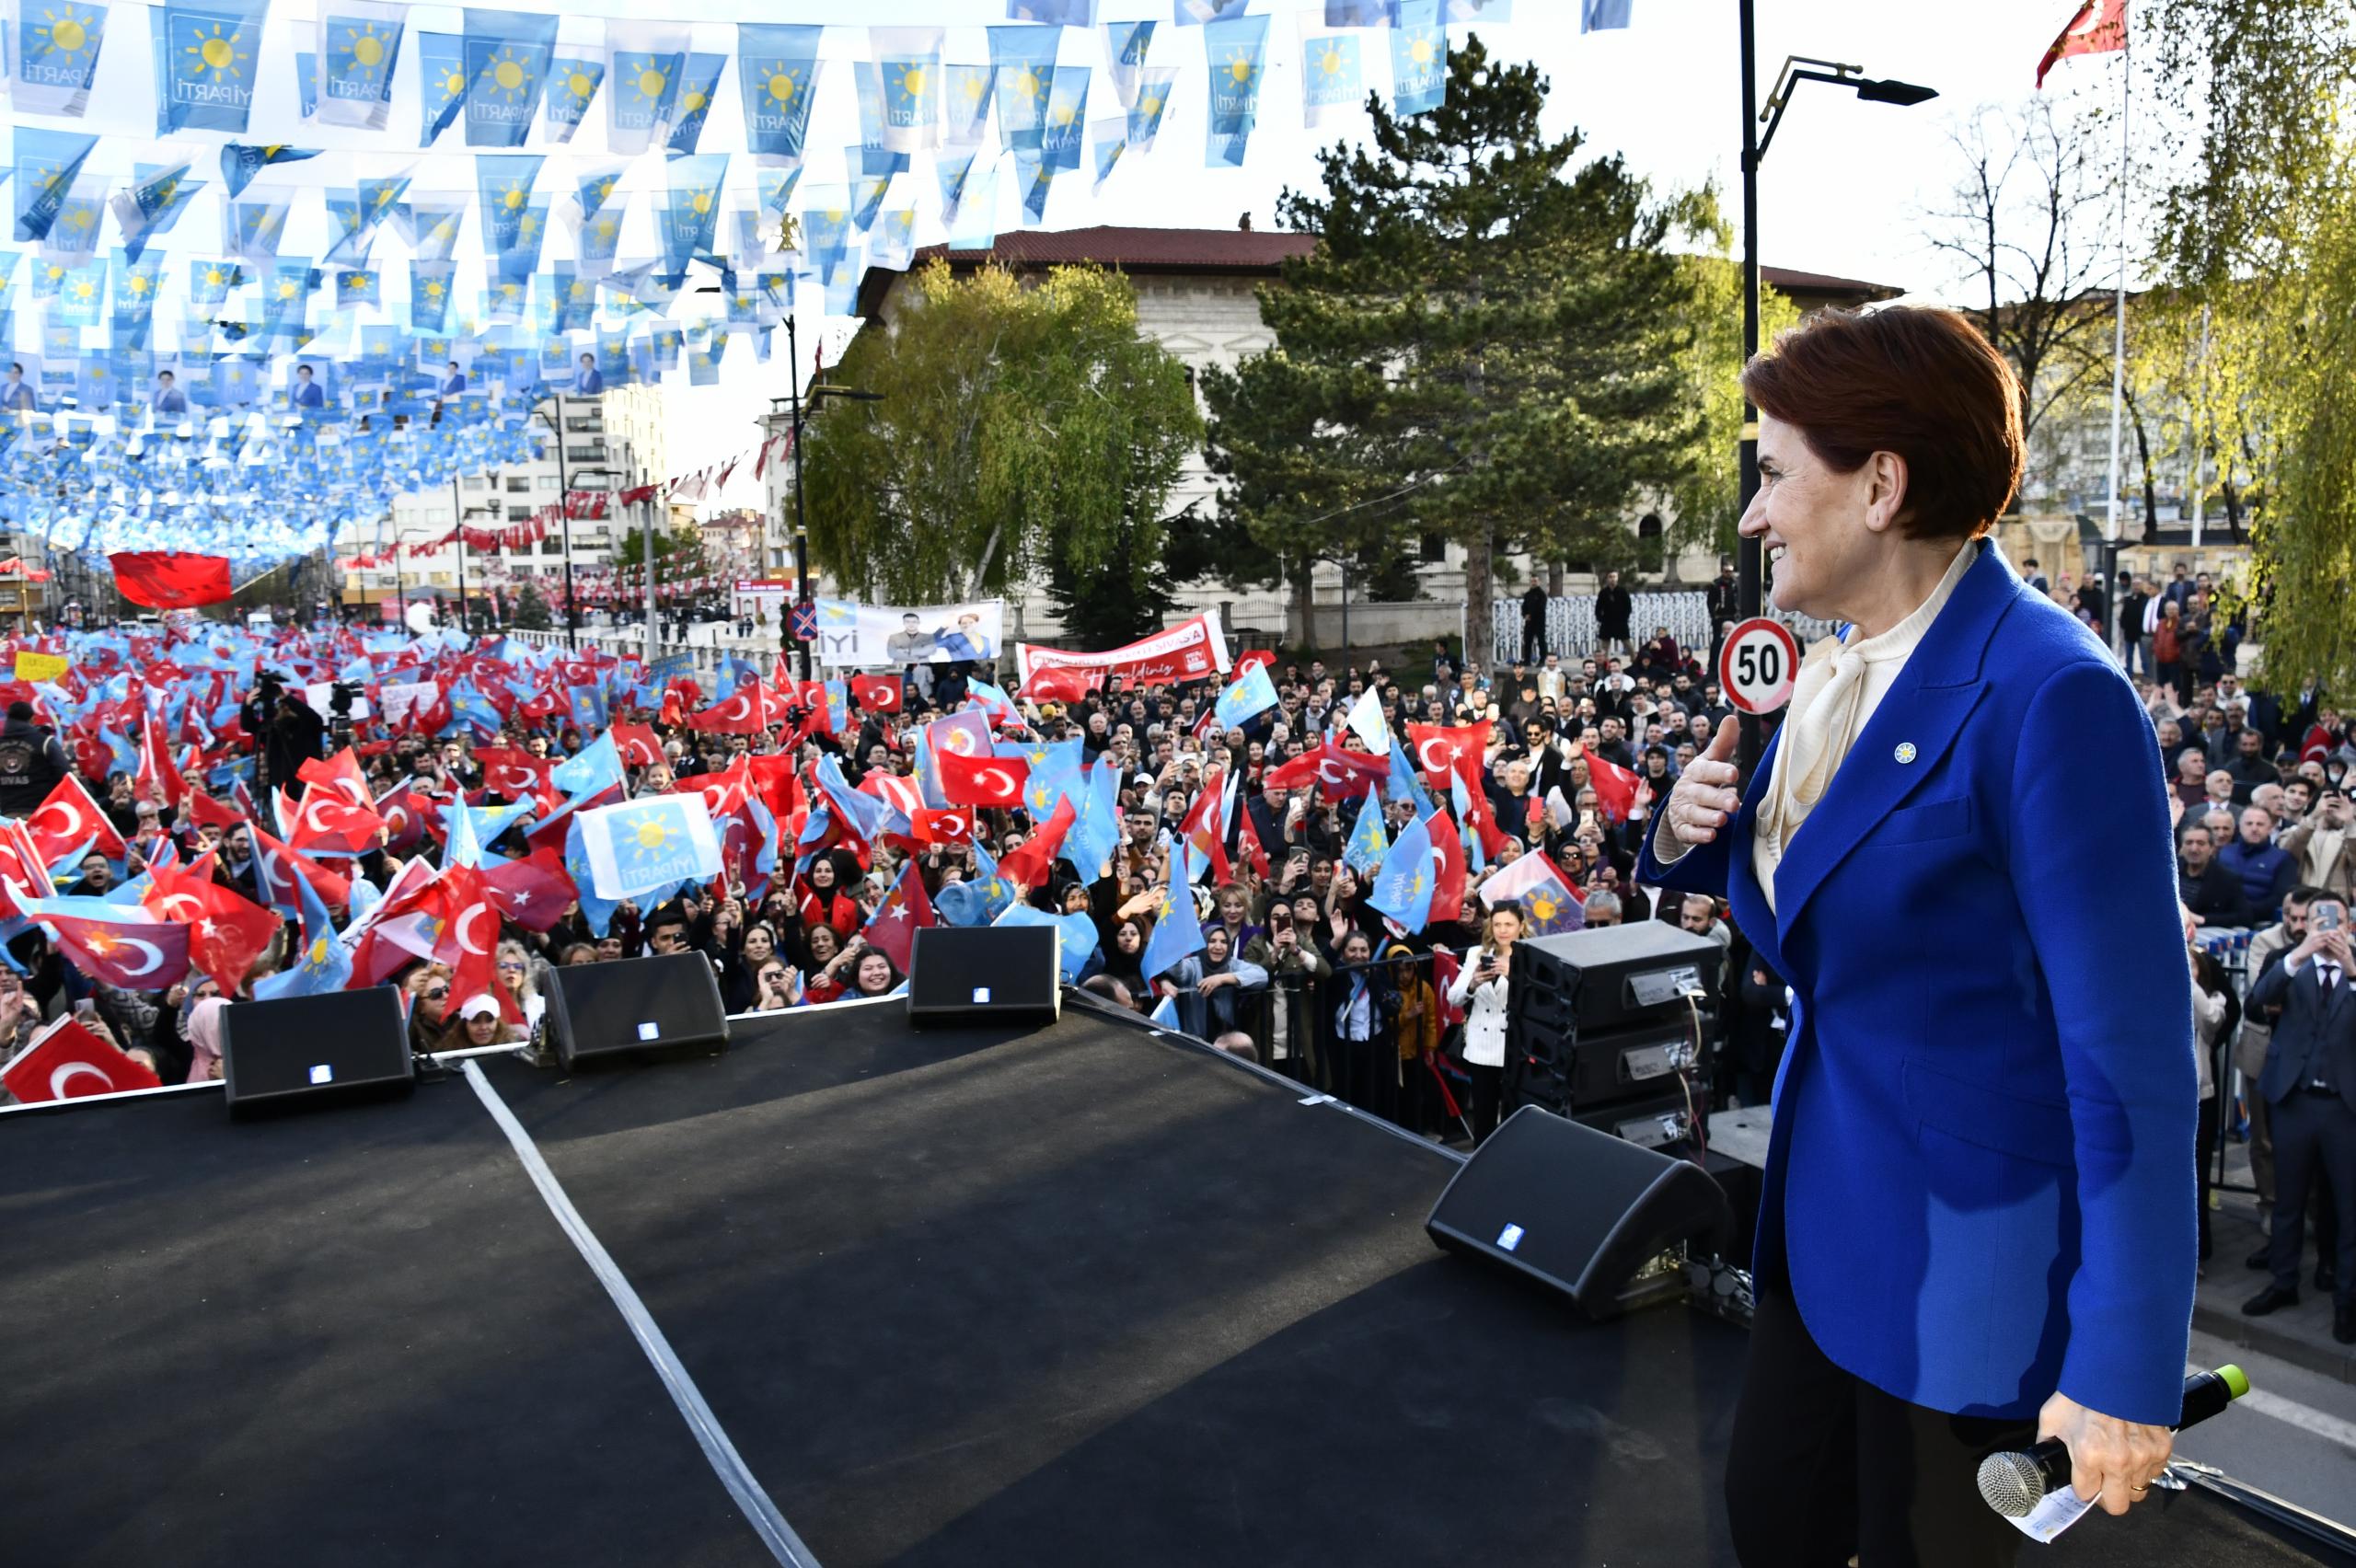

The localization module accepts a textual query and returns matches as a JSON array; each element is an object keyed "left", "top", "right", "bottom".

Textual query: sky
[{"left": 16, "top": 0, "right": 2134, "bottom": 519}]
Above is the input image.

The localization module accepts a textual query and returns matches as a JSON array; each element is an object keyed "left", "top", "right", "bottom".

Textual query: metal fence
[{"left": 1489, "top": 592, "right": 1839, "bottom": 670}]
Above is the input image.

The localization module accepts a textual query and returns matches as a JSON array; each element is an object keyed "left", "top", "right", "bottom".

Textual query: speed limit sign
[{"left": 1719, "top": 617, "right": 1800, "bottom": 715}]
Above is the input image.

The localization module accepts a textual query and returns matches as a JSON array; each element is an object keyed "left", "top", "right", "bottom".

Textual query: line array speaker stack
[{"left": 1506, "top": 924, "right": 1722, "bottom": 1150}]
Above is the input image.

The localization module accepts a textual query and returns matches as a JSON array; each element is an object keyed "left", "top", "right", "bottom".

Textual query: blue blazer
[{"left": 1638, "top": 540, "right": 2195, "bottom": 1424}]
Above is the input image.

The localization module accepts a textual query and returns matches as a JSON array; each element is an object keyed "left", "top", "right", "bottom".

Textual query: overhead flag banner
[
  {"left": 988, "top": 24, "right": 1060, "bottom": 154},
  {"left": 1391, "top": 0, "right": 1449, "bottom": 116},
  {"left": 942, "top": 63, "right": 996, "bottom": 145},
  {"left": 1128, "top": 66, "right": 1178, "bottom": 151},
  {"left": 738, "top": 25, "right": 825, "bottom": 162},
  {"left": 1103, "top": 18, "right": 1155, "bottom": 108},
  {"left": 14, "top": 0, "right": 112, "bottom": 117},
  {"left": 544, "top": 54, "right": 606, "bottom": 142},
  {"left": 154, "top": 0, "right": 269, "bottom": 135},
  {"left": 661, "top": 154, "right": 730, "bottom": 276},
  {"left": 14, "top": 131, "right": 101, "bottom": 245},
  {"left": 416, "top": 30, "right": 468, "bottom": 145},
  {"left": 219, "top": 144, "right": 320, "bottom": 200},
  {"left": 1299, "top": 26, "right": 1365, "bottom": 126},
  {"left": 461, "top": 6, "right": 558, "bottom": 148},
  {"left": 318, "top": 2, "right": 407, "bottom": 129},
  {"left": 872, "top": 27, "right": 946, "bottom": 154},
  {"left": 606, "top": 22, "right": 691, "bottom": 156},
  {"left": 1202, "top": 12, "right": 1269, "bottom": 167}
]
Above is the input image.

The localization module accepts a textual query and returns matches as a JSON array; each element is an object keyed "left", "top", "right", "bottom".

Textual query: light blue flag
[
  {"left": 417, "top": 32, "right": 468, "bottom": 145},
  {"left": 14, "top": 131, "right": 100, "bottom": 244},
  {"left": 1148, "top": 991, "right": 1179, "bottom": 1030},
  {"left": 1390, "top": 0, "right": 1449, "bottom": 116},
  {"left": 463, "top": 7, "right": 558, "bottom": 147},
  {"left": 551, "top": 731, "right": 622, "bottom": 799},
  {"left": 155, "top": 0, "right": 269, "bottom": 133},
  {"left": 987, "top": 25, "right": 1060, "bottom": 154},
  {"left": 1090, "top": 119, "right": 1127, "bottom": 189},
  {"left": 1343, "top": 789, "right": 1390, "bottom": 874},
  {"left": 1580, "top": 0, "right": 1628, "bottom": 31},
  {"left": 1017, "top": 153, "right": 1055, "bottom": 225},
  {"left": 1211, "top": 663, "right": 1277, "bottom": 731},
  {"left": 543, "top": 55, "right": 605, "bottom": 141},
  {"left": 1011, "top": 0, "right": 1094, "bottom": 22},
  {"left": 739, "top": 26, "right": 824, "bottom": 160},
  {"left": 1385, "top": 734, "right": 1425, "bottom": 807},
  {"left": 662, "top": 155, "right": 729, "bottom": 275},
  {"left": 1369, "top": 813, "right": 1436, "bottom": 932},
  {"left": 1062, "top": 761, "right": 1123, "bottom": 879},
  {"left": 876, "top": 29, "right": 942, "bottom": 152},
  {"left": 1326, "top": 1, "right": 1398, "bottom": 20},
  {"left": 111, "top": 161, "right": 202, "bottom": 260},
  {"left": 1300, "top": 33, "right": 1363, "bottom": 126},
  {"left": 942, "top": 64, "right": 995, "bottom": 147},
  {"left": 1042, "top": 66, "right": 1091, "bottom": 172},
  {"left": 14, "top": 1, "right": 111, "bottom": 117},
  {"left": 336, "top": 268, "right": 381, "bottom": 309},
  {"left": 252, "top": 873, "right": 352, "bottom": 999},
  {"left": 1175, "top": 0, "right": 1252, "bottom": 22},
  {"left": 476, "top": 154, "right": 544, "bottom": 267},
  {"left": 1103, "top": 19, "right": 1155, "bottom": 106},
  {"left": 1204, "top": 13, "right": 1269, "bottom": 167},
  {"left": 579, "top": 793, "right": 722, "bottom": 901},
  {"left": 664, "top": 52, "right": 729, "bottom": 156},
  {"left": 994, "top": 902, "right": 1100, "bottom": 984},
  {"left": 1140, "top": 857, "right": 1205, "bottom": 981},
  {"left": 560, "top": 813, "right": 621, "bottom": 936},
  {"left": 606, "top": 26, "right": 689, "bottom": 154},
  {"left": 319, "top": 6, "right": 407, "bottom": 128}
]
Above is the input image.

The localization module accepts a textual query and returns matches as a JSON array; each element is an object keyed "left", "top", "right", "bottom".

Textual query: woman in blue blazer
[{"left": 1642, "top": 307, "right": 2194, "bottom": 1565}]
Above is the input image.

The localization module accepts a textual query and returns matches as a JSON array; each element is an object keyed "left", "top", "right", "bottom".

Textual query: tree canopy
[
  {"left": 1202, "top": 34, "right": 1706, "bottom": 648},
  {"left": 801, "top": 261, "right": 1202, "bottom": 630}
]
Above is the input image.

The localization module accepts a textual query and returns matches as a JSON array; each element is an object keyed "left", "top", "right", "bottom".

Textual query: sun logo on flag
[
  {"left": 686, "top": 186, "right": 717, "bottom": 217},
  {"left": 339, "top": 21, "right": 391, "bottom": 77},
  {"left": 959, "top": 70, "right": 988, "bottom": 105},
  {"left": 561, "top": 66, "right": 599, "bottom": 105},
  {"left": 69, "top": 275, "right": 96, "bottom": 304},
  {"left": 679, "top": 80, "right": 710, "bottom": 116},
  {"left": 150, "top": 176, "right": 181, "bottom": 207},
  {"left": 482, "top": 44, "right": 537, "bottom": 101},
  {"left": 1011, "top": 64, "right": 1047, "bottom": 108},
  {"left": 624, "top": 810, "right": 680, "bottom": 863},
  {"left": 183, "top": 19, "right": 251, "bottom": 83},
  {"left": 1406, "top": 28, "right": 1439, "bottom": 67},
  {"left": 629, "top": 57, "right": 670, "bottom": 107},
  {"left": 890, "top": 61, "right": 928, "bottom": 108},
  {"left": 594, "top": 215, "right": 619, "bottom": 245},
  {"left": 422, "top": 277, "right": 446, "bottom": 300},
  {"left": 1221, "top": 46, "right": 1256, "bottom": 86},
  {"left": 1138, "top": 87, "right": 1166, "bottom": 120},
  {"left": 31, "top": 5, "right": 98, "bottom": 63},
  {"left": 59, "top": 202, "right": 97, "bottom": 236},
  {"left": 276, "top": 277, "right": 301, "bottom": 301},
  {"left": 756, "top": 62, "right": 804, "bottom": 111},
  {"left": 495, "top": 177, "right": 531, "bottom": 213},
  {"left": 433, "top": 60, "right": 468, "bottom": 104},
  {"left": 1312, "top": 40, "right": 1350, "bottom": 79}
]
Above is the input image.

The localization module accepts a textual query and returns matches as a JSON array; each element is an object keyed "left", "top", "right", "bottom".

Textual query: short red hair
[{"left": 1742, "top": 306, "right": 2024, "bottom": 541}]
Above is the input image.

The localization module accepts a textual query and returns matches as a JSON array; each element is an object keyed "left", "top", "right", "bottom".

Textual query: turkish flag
[
  {"left": 35, "top": 908, "right": 192, "bottom": 989},
  {"left": 860, "top": 864, "right": 935, "bottom": 975},
  {"left": 996, "top": 795, "right": 1077, "bottom": 892},
  {"left": 1022, "top": 665, "right": 1095, "bottom": 705},
  {"left": 911, "top": 808, "right": 973, "bottom": 847},
  {"left": 188, "top": 791, "right": 243, "bottom": 833},
  {"left": 28, "top": 774, "right": 127, "bottom": 864},
  {"left": 297, "top": 748, "right": 374, "bottom": 808},
  {"left": 609, "top": 723, "right": 665, "bottom": 768},
  {"left": 428, "top": 864, "right": 520, "bottom": 1024},
  {"left": 939, "top": 751, "right": 1030, "bottom": 809},
  {"left": 145, "top": 859, "right": 282, "bottom": 993},
  {"left": 289, "top": 787, "right": 386, "bottom": 856},
  {"left": 1406, "top": 721, "right": 1490, "bottom": 790},
  {"left": 373, "top": 786, "right": 430, "bottom": 855},
  {"left": 850, "top": 674, "right": 902, "bottom": 713},
  {"left": 1310, "top": 740, "right": 1390, "bottom": 802},
  {"left": 1, "top": 1019, "right": 162, "bottom": 1101},
  {"left": 2036, "top": 0, "right": 2124, "bottom": 87},
  {"left": 484, "top": 846, "right": 579, "bottom": 932},
  {"left": 1583, "top": 744, "right": 1641, "bottom": 825},
  {"left": 688, "top": 686, "right": 770, "bottom": 734},
  {"left": 109, "top": 551, "right": 233, "bottom": 609},
  {"left": 1426, "top": 811, "right": 1468, "bottom": 917}
]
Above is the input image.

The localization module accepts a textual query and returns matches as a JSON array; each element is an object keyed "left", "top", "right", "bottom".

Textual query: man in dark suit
[
  {"left": 2177, "top": 824, "right": 2251, "bottom": 928},
  {"left": 2243, "top": 900, "right": 2356, "bottom": 1343}
]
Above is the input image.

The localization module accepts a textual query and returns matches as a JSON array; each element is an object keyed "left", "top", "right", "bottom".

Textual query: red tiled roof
[{"left": 857, "top": 225, "right": 1902, "bottom": 316}]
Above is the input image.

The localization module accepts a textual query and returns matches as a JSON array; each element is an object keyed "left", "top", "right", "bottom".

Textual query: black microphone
[{"left": 1977, "top": 1366, "right": 2249, "bottom": 1517}]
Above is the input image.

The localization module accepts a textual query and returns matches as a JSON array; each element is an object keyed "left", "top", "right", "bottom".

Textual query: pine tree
[{"left": 1203, "top": 34, "right": 1705, "bottom": 652}]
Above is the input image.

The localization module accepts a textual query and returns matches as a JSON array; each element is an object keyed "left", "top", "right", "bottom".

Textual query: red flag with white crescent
[
  {"left": 1, "top": 1019, "right": 162, "bottom": 1102},
  {"left": 2036, "top": 0, "right": 2125, "bottom": 87},
  {"left": 939, "top": 752, "right": 1030, "bottom": 809}
]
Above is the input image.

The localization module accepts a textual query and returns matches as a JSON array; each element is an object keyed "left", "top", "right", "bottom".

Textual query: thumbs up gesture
[{"left": 1667, "top": 715, "right": 1743, "bottom": 850}]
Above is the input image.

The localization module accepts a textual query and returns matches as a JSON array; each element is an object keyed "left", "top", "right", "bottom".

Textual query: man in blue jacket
[{"left": 2218, "top": 804, "right": 2295, "bottom": 925}]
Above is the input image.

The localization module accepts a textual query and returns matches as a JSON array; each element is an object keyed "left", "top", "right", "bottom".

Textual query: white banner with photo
[{"left": 811, "top": 598, "right": 1005, "bottom": 667}]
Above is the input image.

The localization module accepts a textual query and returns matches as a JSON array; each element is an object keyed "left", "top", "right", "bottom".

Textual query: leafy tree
[
  {"left": 802, "top": 261, "right": 1202, "bottom": 612},
  {"left": 1202, "top": 34, "right": 1704, "bottom": 650},
  {"left": 1664, "top": 236, "right": 1799, "bottom": 578},
  {"left": 2144, "top": 0, "right": 2356, "bottom": 687}
]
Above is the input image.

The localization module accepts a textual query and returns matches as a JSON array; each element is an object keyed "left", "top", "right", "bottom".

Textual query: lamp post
[
  {"left": 778, "top": 314, "right": 882, "bottom": 680},
  {"left": 1737, "top": 22, "right": 1935, "bottom": 772},
  {"left": 532, "top": 394, "right": 578, "bottom": 651}
]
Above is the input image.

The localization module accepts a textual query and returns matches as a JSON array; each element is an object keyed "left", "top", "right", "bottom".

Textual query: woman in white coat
[{"left": 1448, "top": 901, "right": 1526, "bottom": 1143}]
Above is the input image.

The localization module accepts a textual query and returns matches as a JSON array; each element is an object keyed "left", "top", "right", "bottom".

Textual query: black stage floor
[{"left": 1, "top": 1000, "right": 2344, "bottom": 1566}]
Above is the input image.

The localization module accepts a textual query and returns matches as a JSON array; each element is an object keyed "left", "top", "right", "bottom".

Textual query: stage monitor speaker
[
  {"left": 907, "top": 926, "right": 1061, "bottom": 1027},
  {"left": 222, "top": 986, "right": 413, "bottom": 1118},
  {"left": 1511, "top": 924, "right": 1723, "bottom": 1034},
  {"left": 546, "top": 951, "right": 730, "bottom": 1070},
  {"left": 1426, "top": 1104, "right": 1733, "bottom": 1319}
]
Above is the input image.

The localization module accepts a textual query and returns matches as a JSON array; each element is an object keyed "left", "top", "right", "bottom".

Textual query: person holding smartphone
[
  {"left": 1446, "top": 901, "right": 1525, "bottom": 1143},
  {"left": 2282, "top": 787, "right": 2354, "bottom": 907}
]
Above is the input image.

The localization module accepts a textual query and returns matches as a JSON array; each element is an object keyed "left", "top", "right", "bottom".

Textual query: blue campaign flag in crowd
[
  {"left": 1385, "top": 735, "right": 1424, "bottom": 807},
  {"left": 550, "top": 730, "right": 621, "bottom": 798},
  {"left": 1212, "top": 663, "right": 1277, "bottom": 730},
  {"left": 1061, "top": 762, "right": 1123, "bottom": 879},
  {"left": 1140, "top": 859, "right": 1204, "bottom": 981},
  {"left": 1369, "top": 813, "right": 1436, "bottom": 932},
  {"left": 1343, "top": 789, "right": 1389, "bottom": 875},
  {"left": 567, "top": 682, "right": 608, "bottom": 729},
  {"left": 253, "top": 874, "right": 352, "bottom": 1000},
  {"left": 994, "top": 903, "right": 1100, "bottom": 984},
  {"left": 560, "top": 814, "right": 621, "bottom": 937},
  {"left": 580, "top": 793, "right": 722, "bottom": 900}
]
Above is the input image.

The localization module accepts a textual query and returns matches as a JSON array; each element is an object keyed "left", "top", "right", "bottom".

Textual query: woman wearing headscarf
[{"left": 184, "top": 996, "right": 229, "bottom": 1084}]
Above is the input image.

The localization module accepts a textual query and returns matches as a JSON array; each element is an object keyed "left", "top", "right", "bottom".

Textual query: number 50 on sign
[{"left": 1718, "top": 617, "right": 1799, "bottom": 715}]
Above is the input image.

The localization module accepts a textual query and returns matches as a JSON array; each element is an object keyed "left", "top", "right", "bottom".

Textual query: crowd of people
[{"left": 0, "top": 575, "right": 2348, "bottom": 1341}]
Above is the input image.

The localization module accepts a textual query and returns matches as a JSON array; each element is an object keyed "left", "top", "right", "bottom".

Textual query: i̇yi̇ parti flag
[
  {"left": 579, "top": 792, "right": 722, "bottom": 900},
  {"left": 1368, "top": 813, "right": 1436, "bottom": 933}
]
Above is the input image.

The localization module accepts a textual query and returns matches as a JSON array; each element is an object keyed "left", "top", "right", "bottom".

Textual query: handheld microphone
[{"left": 1977, "top": 1366, "right": 2248, "bottom": 1518}]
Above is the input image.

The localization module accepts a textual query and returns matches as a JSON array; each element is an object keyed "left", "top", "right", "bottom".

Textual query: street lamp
[
  {"left": 1736, "top": 26, "right": 1936, "bottom": 773},
  {"left": 529, "top": 394, "right": 581, "bottom": 651},
  {"left": 777, "top": 313, "right": 883, "bottom": 680}
]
